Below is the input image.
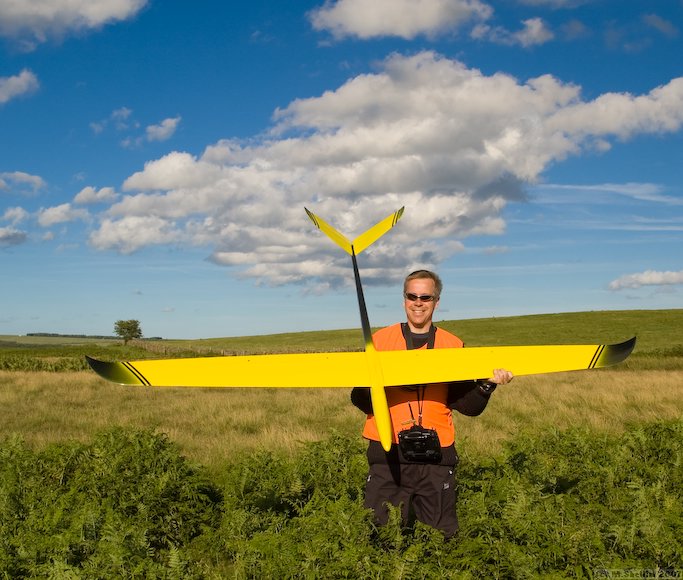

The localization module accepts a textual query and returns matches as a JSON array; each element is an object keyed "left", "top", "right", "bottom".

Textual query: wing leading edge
[{"left": 86, "top": 336, "right": 636, "bottom": 387}]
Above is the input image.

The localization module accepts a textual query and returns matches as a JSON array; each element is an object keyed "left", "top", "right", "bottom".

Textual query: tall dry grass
[
  {"left": 2, "top": 366, "right": 681, "bottom": 473},
  {"left": 0, "top": 370, "right": 359, "bottom": 470},
  {"left": 455, "top": 368, "right": 683, "bottom": 461}
]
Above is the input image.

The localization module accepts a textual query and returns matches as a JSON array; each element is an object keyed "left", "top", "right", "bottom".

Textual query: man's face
[{"left": 403, "top": 277, "right": 439, "bottom": 333}]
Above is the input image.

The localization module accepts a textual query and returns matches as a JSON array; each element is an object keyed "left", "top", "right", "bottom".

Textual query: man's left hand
[{"left": 489, "top": 368, "right": 514, "bottom": 385}]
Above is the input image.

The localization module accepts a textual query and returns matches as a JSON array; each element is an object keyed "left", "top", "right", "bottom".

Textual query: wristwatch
[{"left": 477, "top": 380, "right": 498, "bottom": 395}]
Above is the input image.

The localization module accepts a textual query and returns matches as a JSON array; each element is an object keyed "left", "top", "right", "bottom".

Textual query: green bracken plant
[
  {"left": 1, "top": 421, "right": 681, "bottom": 578},
  {"left": 0, "top": 428, "right": 222, "bottom": 579}
]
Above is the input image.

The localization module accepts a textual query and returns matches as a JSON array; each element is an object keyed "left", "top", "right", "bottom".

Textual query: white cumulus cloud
[
  {"left": 0, "top": 69, "right": 39, "bottom": 105},
  {"left": 2, "top": 206, "right": 29, "bottom": 225},
  {"left": 472, "top": 17, "right": 554, "bottom": 47},
  {"left": 89, "top": 216, "right": 180, "bottom": 254},
  {"left": 309, "top": 0, "right": 492, "bottom": 40},
  {"left": 87, "top": 52, "right": 683, "bottom": 288},
  {"left": 90, "top": 106, "right": 135, "bottom": 134},
  {"left": 145, "top": 116, "right": 181, "bottom": 142},
  {"left": 0, "top": 226, "right": 28, "bottom": 247},
  {"left": 546, "top": 78, "right": 683, "bottom": 140},
  {"left": 0, "top": 171, "right": 46, "bottom": 194},
  {"left": 609, "top": 270, "right": 683, "bottom": 290},
  {"left": 74, "top": 186, "right": 119, "bottom": 204},
  {"left": 37, "top": 203, "right": 90, "bottom": 227},
  {"left": 0, "top": 0, "right": 148, "bottom": 49}
]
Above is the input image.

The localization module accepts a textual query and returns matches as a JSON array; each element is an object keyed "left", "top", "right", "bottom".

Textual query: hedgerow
[
  {"left": 1, "top": 421, "right": 681, "bottom": 578},
  {"left": 0, "top": 354, "right": 88, "bottom": 372},
  {"left": 0, "top": 344, "right": 167, "bottom": 372}
]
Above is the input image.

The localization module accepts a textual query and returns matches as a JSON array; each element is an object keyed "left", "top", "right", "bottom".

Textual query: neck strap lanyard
[
  {"left": 407, "top": 387, "right": 426, "bottom": 426},
  {"left": 401, "top": 323, "right": 436, "bottom": 426}
]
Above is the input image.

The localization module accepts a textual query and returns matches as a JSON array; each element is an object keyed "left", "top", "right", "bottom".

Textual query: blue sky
[{"left": 1, "top": 0, "right": 682, "bottom": 339}]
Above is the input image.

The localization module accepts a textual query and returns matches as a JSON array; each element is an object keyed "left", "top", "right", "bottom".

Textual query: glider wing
[
  {"left": 85, "top": 337, "right": 636, "bottom": 388},
  {"left": 377, "top": 336, "right": 636, "bottom": 385},
  {"left": 86, "top": 351, "right": 367, "bottom": 387}
]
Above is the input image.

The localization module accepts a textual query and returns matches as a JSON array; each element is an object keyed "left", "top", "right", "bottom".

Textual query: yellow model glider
[{"left": 87, "top": 208, "right": 636, "bottom": 452}]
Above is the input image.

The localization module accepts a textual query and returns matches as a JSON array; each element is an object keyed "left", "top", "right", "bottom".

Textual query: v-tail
[{"left": 306, "top": 207, "right": 405, "bottom": 451}]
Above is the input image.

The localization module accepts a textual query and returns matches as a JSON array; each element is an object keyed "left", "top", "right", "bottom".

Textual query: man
[{"left": 351, "top": 269, "right": 513, "bottom": 538}]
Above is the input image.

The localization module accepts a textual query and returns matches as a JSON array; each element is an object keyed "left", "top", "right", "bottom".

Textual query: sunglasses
[{"left": 404, "top": 293, "right": 436, "bottom": 302}]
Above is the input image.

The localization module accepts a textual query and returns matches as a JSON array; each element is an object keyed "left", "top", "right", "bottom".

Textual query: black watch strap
[{"left": 477, "top": 380, "right": 497, "bottom": 395}]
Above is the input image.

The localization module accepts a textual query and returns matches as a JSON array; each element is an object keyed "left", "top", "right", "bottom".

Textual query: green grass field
[
  {"left": 1, "top": 309, "right": 682, "bottom": 578},
  {"left": 1, "top": 309, "right": 681, "bottom": 470}
]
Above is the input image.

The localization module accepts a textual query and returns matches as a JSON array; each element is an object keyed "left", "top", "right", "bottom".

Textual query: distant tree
[{"left": 114, "top": 320, "right": 143, "bottom": 345}]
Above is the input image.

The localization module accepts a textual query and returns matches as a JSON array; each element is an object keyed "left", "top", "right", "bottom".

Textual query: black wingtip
[
  {"left": 85, "top": 355, "right": 146, "bottom": 385},
  {"left": 596, "top": 336, "right": 637, "bottom": 368}
]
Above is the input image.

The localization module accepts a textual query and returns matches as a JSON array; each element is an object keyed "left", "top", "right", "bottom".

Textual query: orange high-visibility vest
[{"left": 362, "top": 323, "right": 464, "bottom": 446}]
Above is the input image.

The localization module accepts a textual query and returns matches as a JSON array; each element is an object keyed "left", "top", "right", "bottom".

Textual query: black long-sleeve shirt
[{"left": 351, "top": 381, "right": 491, "bottom": 416}]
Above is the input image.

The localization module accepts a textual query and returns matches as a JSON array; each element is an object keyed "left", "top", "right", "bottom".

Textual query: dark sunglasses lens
[{"left": 405, "top": 293, "right": 434, "bottom": 302}]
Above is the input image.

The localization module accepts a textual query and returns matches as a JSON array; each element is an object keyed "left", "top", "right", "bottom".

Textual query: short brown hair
[{"left": 404, "top": 270, "right": 443, "bottom": 299}]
